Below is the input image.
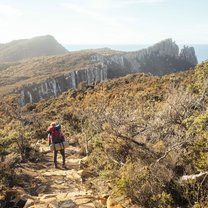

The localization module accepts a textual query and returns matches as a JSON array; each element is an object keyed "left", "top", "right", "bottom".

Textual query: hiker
[{"left": 47, "top": 122, "right": 66, "bottom": 169}]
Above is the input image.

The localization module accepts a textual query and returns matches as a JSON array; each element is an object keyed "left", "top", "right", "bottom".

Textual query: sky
[{"left": 0, "top": 0, "right": 208, "bottom": 45}]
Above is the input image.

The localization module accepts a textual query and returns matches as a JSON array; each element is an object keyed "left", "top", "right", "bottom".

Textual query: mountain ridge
[{"left": 0, "top": 38, "right": 198, "bottom": 105}]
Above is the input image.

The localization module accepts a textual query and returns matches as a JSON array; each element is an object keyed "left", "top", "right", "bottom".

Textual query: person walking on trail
[{"left": 47, "top": 122, "right": 66, "bottom": 169}]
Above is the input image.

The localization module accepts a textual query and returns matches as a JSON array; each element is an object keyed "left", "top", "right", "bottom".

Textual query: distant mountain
[
  {"left": 0, "top": 38, "right": 198, "bottom": 105},
  {"left": 0, "top": 35, "right": 68, "bottom": 62}
]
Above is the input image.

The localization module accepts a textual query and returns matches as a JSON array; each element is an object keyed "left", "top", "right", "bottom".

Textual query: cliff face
[
  {"left": 101, "top": 39, "right": 197, "bottom": 77},
  {"left": 180, "top": 46, "right": 198, "bottom": 66},
  {"left": 89, "top": 39, "right": 197, "bottom": 78},
  {"left": 1, "top": 38, "right": 198, "bottom": 105},
  {"left": 17, "top": 64, "right": 107, "bottom": 105}
]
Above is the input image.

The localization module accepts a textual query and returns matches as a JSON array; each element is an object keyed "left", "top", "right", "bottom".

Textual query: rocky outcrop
[
  {"left": 94, "top": 39, "right": 197, "bottom": 77},
  {"left": 18, "top": 64, "right": 107, "bottom": 105},
  {"left": 180, "top": 171, "right": 208, "bottom": 182},
  {"left": 180, "top": 45, "right": 198, "bottom": 66},
  {"left": 89, "top": 39, "right": 198, "bottom": 78}
]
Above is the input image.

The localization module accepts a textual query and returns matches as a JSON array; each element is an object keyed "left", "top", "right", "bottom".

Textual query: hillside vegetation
[
  {"left": 0, "top": 48, "right": 118, "bottom": 96},
  {"left": 0, "top": 61, "right": 208, "bottom": 207}
]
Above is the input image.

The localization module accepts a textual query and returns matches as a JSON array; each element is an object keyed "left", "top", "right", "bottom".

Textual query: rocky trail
[{"left": 1, "top": 144, "right": 108, "bottom": 208}]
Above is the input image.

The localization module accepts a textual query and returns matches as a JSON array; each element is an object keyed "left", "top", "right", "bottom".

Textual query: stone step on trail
[{"left": 22, "top": 144, "right": 97, "bottom": 208}]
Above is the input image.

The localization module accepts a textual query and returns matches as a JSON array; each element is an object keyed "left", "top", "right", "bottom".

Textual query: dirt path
[
  {"left": 20, "top": 145, "right": 99, "bottom": 208},
  {"left": 1, "top": 143, "right": 129, "bottom": 208}
]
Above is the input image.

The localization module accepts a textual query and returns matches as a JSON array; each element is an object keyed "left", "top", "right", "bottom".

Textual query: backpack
[
  {"left": 55, "top": 124, "right": 61, "bottom": 131},
  {"left": 51, "top": 129, "right": 63, "bottom": 144}
]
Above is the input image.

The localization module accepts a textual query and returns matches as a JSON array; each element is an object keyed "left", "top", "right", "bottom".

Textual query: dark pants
[{"left": 54, "top": 149, "right": 65, "bottom": 166}]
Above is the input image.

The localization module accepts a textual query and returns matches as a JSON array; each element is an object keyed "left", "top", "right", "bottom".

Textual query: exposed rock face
[
  {"left": 138, "top": 38, "right": 179, "bottom": 58},
  {"left": 97, "top": 39, "right": 197, "bottom": 78},
  {"left": 89, "top": 39, "right": 197, "bottom": 78},
  {"left": 18, "top": 64, "right": 107, "bottom": 105},
  {"left": 0, "top": 35, "right": 68, "bottom": 62},
  {"left": 180, "top": 46, "right": 198, "bottom": 66},
  {"left": 1, "top": 38, "right": 197, "bottom": 105}
]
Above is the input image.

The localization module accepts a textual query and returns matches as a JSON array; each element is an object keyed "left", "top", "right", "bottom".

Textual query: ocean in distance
[{"left": 65, "top": 44, "right": 208, "bottom": 64}]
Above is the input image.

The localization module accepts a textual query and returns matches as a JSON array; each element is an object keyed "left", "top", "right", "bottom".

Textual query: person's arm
[{"left": 48, "top": 134, "right": 52, "bottom": 145}]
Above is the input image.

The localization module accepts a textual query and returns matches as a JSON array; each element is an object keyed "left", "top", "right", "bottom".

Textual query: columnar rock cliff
[
  {"left": 180, "top": 46, "right": 198, "bottom": 66},
  {"left": 18, "top": 64, "right": 107, "bottom": 105},
  {"left": 1, "top": 38, "right": 198, "bottom": 105},
  {"left": 90, "top": 39, "right": 198, "bottom": 78}
]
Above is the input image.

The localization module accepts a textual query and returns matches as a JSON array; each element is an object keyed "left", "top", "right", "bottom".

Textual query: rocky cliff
[
  {"left": 0, "top": 35, "right": 68, "bottom": 62},
  {"left": 90, "top": 39, "right": 198, "bottom": 78},
  {"left": 1, "top": 38, "right": 198, "bottom": 105},
  {"left": 180, "top": 45, "right": 198, "bottom": 66},
  {"left": 17, "top": 64, "right": 107, "bottom": 105}
]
